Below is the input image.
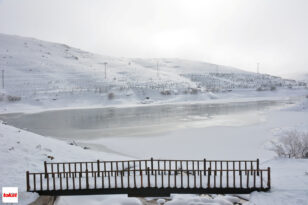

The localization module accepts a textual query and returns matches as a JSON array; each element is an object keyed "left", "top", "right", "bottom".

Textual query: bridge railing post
[
  {"left": 267, "top": 167, "right": 271, "bottom": 189},
  {"left": 257, "top": 158, "right": 260, "bottom": 176},
  {"left": 151, "top": 157, "right": 154, "bottom": 175},
  {"left": 147, "top": 167, "right": 151, "bottom": 187},
  {"left": 44, "top": 161, "right": 48, "bottom": 178},
  {"left": 97, "top": 160, "right": 100, "bottom": 177},
  {"left": 26, "top": 171, "right": 30, "bottom": 191},
  {"left": 86, "top": 169, "right": 89, "bottom": 189},
  {"left": 204, "top": 159, "right": 206, "bottom": 176},
  {"left": 207, "top": 167, "right": 211, "bottom": 188}
]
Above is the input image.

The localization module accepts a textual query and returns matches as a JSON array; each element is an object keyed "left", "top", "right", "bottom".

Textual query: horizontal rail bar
[
  {"left": 45, "top": 159, "right": 258, "bottom": 164},
  {"left": 31, "top": 169, "right": 268, "bottom": 175}
]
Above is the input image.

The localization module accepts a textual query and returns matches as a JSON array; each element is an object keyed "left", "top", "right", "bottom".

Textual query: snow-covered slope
[{"left": 0, "top": 33, "right": 306, "bottom": 110}]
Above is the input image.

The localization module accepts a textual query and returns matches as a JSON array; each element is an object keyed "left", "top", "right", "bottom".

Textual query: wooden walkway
[{"left": 26, "top": 158, "right": 270, "bottom": 197}]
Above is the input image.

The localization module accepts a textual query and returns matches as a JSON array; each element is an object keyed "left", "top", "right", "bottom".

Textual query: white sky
[{"left": 0, "top": 0, "right": 307, "bottom": 76}]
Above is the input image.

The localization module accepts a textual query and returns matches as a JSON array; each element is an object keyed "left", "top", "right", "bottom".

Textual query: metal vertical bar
[
  {"left": 251, "top": 161, "right": 253, "bottom": 175},
  {"left": 181, "top": 170, "right": 183, "bottom": 188},
  {"left": 197, "top": 161, "right": 200, "bottom": 175},
  {"left": 121, "top": 171, "right": 124, "bottom": 188},
  {"left": 147, "top": 167, "right": 151, "bottom": 188},
  {"left": 86, "top": 169, "right": 89, "bottom": 189},
  {"left": 168, "top": 170, "right": 170, "bottom": 188},
  {"left": 245, "top": 161, "right": 247, "bottom": 175},
  {"left": 194, "top": 170, "right": 196, "bottom": 188},
  {"left": 33, "top": 174, "right": 36, "bottom": 191},
  {"left": 233, "top": 167, "right": 236, "bottom": 188},
  {"left": 44, "top": 161, "right": 48, "bottom": 178},
  {"left": 155, "top": 170, "right": 157, "bottom": 188},
  {"left": 66, "top": 173, "right": 69, "bottom": 190},
  {"left": 257, "top": 159, "right": 260, "bottom": 176},
  {"left": 227, "top": 162, "right": 229, "bottom": 188},
  {"left": 267, "top": 167, "right": 271, "bottom": 189},
  {"left": 161, "top": 168, "right": 164, "bottom": 188},
  {"left": 140, "top": 169, "right": 143, "bottom": 188},
  {"left": 204, "top": 159, "right": 206, "bottom": 176},
  {"left": 207, "top": 168, "right": 211, "bottom": 188},
  {"left": 26, "top": 171, "right": 30, "bottom": 191},
  {"left": 200, "top": 170, "right": 202, "bottom": 188},
  {"left": 97, "top": 160, "right": 100, "bottom": 177},
  {"left": 260, "top": 171, "right": 263, "bottom": 188},
  {"left": 111, "top": 162, "right": 113, "bottom": 176},
  {"left": 174, "top": 170, "right": 177, "bottom": 188},
  {"left": 240, "top": 170, "right": 242, "bottom": 188},
  {"left": 214, "top": 161, "right": 217, "bottom": 176},
  {"left": 214, "top": 169, "right": 216, "bottom": 188},
  {"left": 102, "top": 172, "right": 104, "bottom": 189},
  {"left": 69, "top": 163, "right": 71, "bottom": 177},
  {"left": 220, "top": 169, "right": 222, "bottom": 188},
  {"left": 104, "top": 161, "right": 106, "bottom": 176},
  {"left": 114, "top": 171, "right": 117, "bottom": 189},
  {"left": 246, "top": 170, "right": 249, "bottom": 188},
  {"left": 134, "top": 168, "right": 136, "bottom": 188},
  {"left": 253, "top": 170, "right": 256, "bottom": 188},
  {"left": 79, "top": 172, "right": 82, "bottom": 190},
  {"left": 52, "top": 173, "right": 55, "bottom": 191},
  {"left": 94, "top": 172, "right": 97, "bottom": 189},
  {"left": 72, "top": 173, "right": 75, "bottom": 190},
  {"left": 40, "top": 173, "right": 43, "bottom": 191},
  {"left": 116, "top": 161, "right": 119, "bottom": 176},
  {"left": 60, "top": 173, "right": 62, "bottom": 190},
  {"left": 127, "top": 164, "right": 130, "bottom": 188},
  {"left": 151, "top": 158, "right": 154, "bottom": 174},
  {"left": 108, "top": 171, "right": 111, "bottom": 188}
]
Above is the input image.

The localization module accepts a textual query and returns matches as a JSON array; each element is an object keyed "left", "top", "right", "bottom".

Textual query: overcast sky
[{"left": 0, "top": 0, "right": 307, "bottom": 76}]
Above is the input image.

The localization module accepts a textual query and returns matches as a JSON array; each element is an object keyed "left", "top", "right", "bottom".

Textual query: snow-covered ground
[
  {"left": 0, "top": 33, "right": 308, "bottom": 204},
  {"left": 0, "top": 33, "right": 306, "bottom": 114},
  {"left": 0, "top": 98, "right": 307, "bottom": 204}
]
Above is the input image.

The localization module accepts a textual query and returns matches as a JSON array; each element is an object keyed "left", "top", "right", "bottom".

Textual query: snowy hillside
[{"left": 0, "top": 33, "right": 306, "bottom": 109}]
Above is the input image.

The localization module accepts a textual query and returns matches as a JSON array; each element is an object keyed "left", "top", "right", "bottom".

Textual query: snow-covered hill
[{"left": 0, "top": 33, "right": 306, "bottom": 110}]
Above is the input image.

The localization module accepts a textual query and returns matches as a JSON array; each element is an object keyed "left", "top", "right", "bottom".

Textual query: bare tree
[{"left": 270, "top": 130, "right": 308, "bottom": 158}]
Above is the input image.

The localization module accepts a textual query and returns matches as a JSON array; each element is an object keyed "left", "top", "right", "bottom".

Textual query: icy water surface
[{"left": 0, "top": 100, "right": 289, "bottom": 140}]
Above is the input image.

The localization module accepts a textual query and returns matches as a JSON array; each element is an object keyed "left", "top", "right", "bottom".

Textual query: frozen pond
[{"left": 0, "top": 100, "right": 290, "bottom": 140}]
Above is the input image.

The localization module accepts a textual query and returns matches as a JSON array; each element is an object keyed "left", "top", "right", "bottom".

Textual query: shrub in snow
[
  {"left": 190, "top": 88, "right": 199, "bottom": 94},
  {"left": 108, "top": 92, "right": 115, "bottom": 100},
  {"left": 270, "top": 86, "right": 277, "bottom": 91},
  {"left": 208, "top": 92, "right": 218, "bottom": 99},
  {"left": 160, "top": 90, "right": 171, "bottom": 95},
  {"left": 270, "top": 130, "right": 308, "bottom": 158},
  {"left": 256, "top": 87, "right": 264, "bottom": 91},
  {"left": 7, "top": 95, "right": 21, "bottom": 102}
]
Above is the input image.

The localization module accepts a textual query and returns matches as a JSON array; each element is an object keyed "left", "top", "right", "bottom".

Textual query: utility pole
[
  {"left": 156, "top": 61, "right": 159, "bottom": 77},
  {"left": 103, "top": 62, "right": 108, "bottom": 79},
  {"left": 257, "top": 62, "right": 260, "bottom": 74},
  {"left": 1, "top": 70, "right": 4, "bottom": 89}
]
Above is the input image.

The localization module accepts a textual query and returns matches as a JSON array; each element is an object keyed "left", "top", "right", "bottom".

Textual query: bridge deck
[{"left": 26, "top": 159, "right": 270, "bottom": 197}]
